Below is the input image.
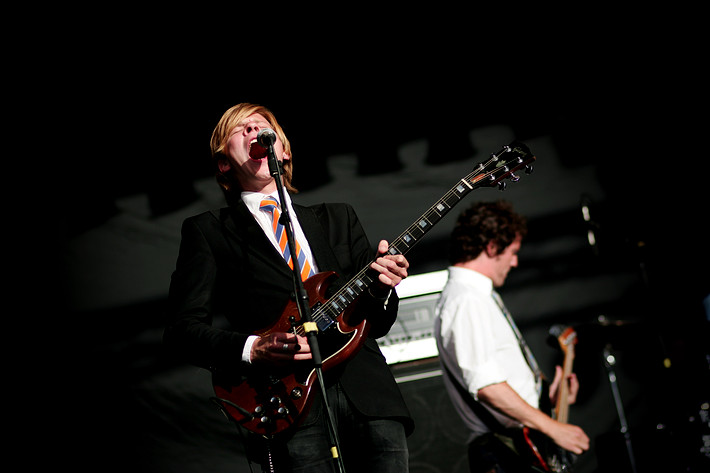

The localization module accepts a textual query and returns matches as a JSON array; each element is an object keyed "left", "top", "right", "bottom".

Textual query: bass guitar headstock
[{"left": 549, "top": 324, "right": 578, "bottom": 356}]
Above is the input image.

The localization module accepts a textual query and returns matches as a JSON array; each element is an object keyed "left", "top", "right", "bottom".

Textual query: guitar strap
[{"left": 491, "top": 290, "right": 544, "bottom": 398}]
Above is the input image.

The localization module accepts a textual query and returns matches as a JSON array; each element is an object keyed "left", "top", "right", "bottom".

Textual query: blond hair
[{"left": 210, "top": 103, "right": 296, "bottom": 194}]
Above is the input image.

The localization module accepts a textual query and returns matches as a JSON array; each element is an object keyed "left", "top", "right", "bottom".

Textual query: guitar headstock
[
  {"left": 469, "top": 140, "right": 536, "bottom": 190},
  {"left": 549, "top": 324, "right": 578, "bottom": 355}
]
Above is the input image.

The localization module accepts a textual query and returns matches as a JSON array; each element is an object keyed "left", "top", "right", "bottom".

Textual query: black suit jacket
[{"left": 164, "top": 199, "right": 413, "bottom": 434}]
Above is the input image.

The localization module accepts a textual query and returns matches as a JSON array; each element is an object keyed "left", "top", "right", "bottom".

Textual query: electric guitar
[
  {"left": 518, "top": 325, "right": 578, "bottom": 472},
  {"left": 213, "top": 141, "right": 536, "bottom": 437}
]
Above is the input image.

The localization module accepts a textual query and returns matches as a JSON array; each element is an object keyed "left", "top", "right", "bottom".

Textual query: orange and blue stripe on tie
[{"left": 260, "top": 198, "right": 315, "bottom": 281}]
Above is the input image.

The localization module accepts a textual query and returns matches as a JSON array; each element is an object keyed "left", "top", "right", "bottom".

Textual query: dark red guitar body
[{"left": 213, "top": 271, "right": 369, "bottom": 436}]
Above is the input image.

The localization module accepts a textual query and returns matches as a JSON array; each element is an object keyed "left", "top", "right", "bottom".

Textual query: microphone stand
[
  {"left": 265, "top": 143, "right": 346, "bottom": 473},
  {"left": 602, "top": 345, "right": 638, "bottom": 473}
]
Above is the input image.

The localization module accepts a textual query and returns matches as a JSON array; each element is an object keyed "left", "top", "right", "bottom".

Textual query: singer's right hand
[{"left": 250, "top": 332, "right": 312, "bottom": 365}]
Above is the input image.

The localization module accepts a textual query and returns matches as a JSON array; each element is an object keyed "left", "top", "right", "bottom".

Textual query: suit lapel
[
  {"left": 220, "top": 201, "right": 294, "bottom": 277},
  {"left": 294, "top": 204, "right": 343, "bottom": 276}
]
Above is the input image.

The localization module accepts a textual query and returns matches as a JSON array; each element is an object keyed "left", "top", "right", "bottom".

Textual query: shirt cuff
[{"left": 242, "top": 335, "right": 258, "bottom": 363}]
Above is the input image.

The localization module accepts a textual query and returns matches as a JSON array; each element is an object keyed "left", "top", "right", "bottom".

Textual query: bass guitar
[
  {"left": 518, "top": 325, "right": 579, "bottom": 472},
  {"left": 213, "top": 141, "right": 536, "bottom": 437}
]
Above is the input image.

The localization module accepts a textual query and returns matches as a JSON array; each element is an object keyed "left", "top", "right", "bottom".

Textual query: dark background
[{"left": 49, "top": 23, "right": 709, "bottom": 473}]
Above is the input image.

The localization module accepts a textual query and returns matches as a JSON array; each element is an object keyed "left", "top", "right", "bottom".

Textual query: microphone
[
  {"left": 259, "top": 128, "right": 281, "bottom": 177},
  {"left": 257, "top": 128, "right": 277, "bottom": 147}
]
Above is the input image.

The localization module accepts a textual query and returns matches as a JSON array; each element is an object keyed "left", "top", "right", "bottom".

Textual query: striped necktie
[
  {"left": 260, "top": 197, "right": 315, "bottom": 281},
  {"left": 492, "top": 290, "right": 543, "bottom": 397}
]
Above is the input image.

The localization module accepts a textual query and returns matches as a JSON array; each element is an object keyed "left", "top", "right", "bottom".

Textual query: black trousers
[{"left": 247, "top": 383, "right": 408, "bottom": 472}]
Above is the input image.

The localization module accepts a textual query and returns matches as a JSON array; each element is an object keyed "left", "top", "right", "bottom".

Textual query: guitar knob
[
  {"left": 260, "top": 415, "right": 271, "bottom": 424},
  {"left": 270, "top": 396, "right": 281, "bottom": 405},
  {"left": 291, "top": 388, "right": 303, "bottom": 399},
  {"left": 254, "top": 405, "right": 264, "bottom": 414},
  {"left": 277, "top": 407, "right": 289, "bottom": 416}
]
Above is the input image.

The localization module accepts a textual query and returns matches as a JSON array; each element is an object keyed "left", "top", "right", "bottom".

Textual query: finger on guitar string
[
  {"left": 549, "top": 422, "right": 590, "bottom": 454},
  {"left": 276, "top": 333, "right": 310, "bottom": 353},
  {"left": 371, "top": 239, "right": 410, "bottom": 288},
  {"left": 251, "top": 332, "right": 313, "bottom": 365},
  {"left": 375, "top": 239, "right": 391, "bottom": 256},
  {"left": 375, "top": 240, "right": 410, "bottom": 269},
  {"left": 370, "top": 256, "right": 409, "bottom": 288}
]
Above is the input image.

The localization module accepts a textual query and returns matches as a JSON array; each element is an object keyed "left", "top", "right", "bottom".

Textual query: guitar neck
[
  {"left": 555, "top": 344, "right": 575, "bottom": 424},
  {"left": 388, "top": 172, "right": 489, "bottom": 256},
  {"left": 309, "top": 141, "right": 535, "bottom": 333},
  {"left": 308, "top": 169, "right": 485, "bottom": 332}
]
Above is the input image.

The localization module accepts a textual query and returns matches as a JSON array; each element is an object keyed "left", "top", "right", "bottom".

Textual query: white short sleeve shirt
[{"left": 434, "top": 266, "right": 539, "bottom": 436}]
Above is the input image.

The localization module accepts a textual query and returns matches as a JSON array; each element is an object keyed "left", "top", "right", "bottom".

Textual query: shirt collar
[
  {"left": 447, "top": 266, "right": 493, "bottom": 295},
  {"left": 241, "top": 191, "right": 292, "bottom": 214}
]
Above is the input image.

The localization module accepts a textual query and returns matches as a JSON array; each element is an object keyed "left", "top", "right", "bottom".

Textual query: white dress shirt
[{"left": 434, "top": 266, "right": 539, "bottom": 440}]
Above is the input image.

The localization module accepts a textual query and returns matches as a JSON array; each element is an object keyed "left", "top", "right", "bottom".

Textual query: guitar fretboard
[{"left": 298, "top": 141, "right": 534, "bottom": 334}]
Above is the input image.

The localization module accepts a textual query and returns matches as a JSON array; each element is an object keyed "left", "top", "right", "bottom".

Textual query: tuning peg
[
  {"left": 509, "top": 173, "right": 520, "bottom": 182},
  {"left": 498, "top": 181, "right": 507, "bottom": 191},
  {"left": 525, "top": 165, "right": 534, "bottom": 174}
]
